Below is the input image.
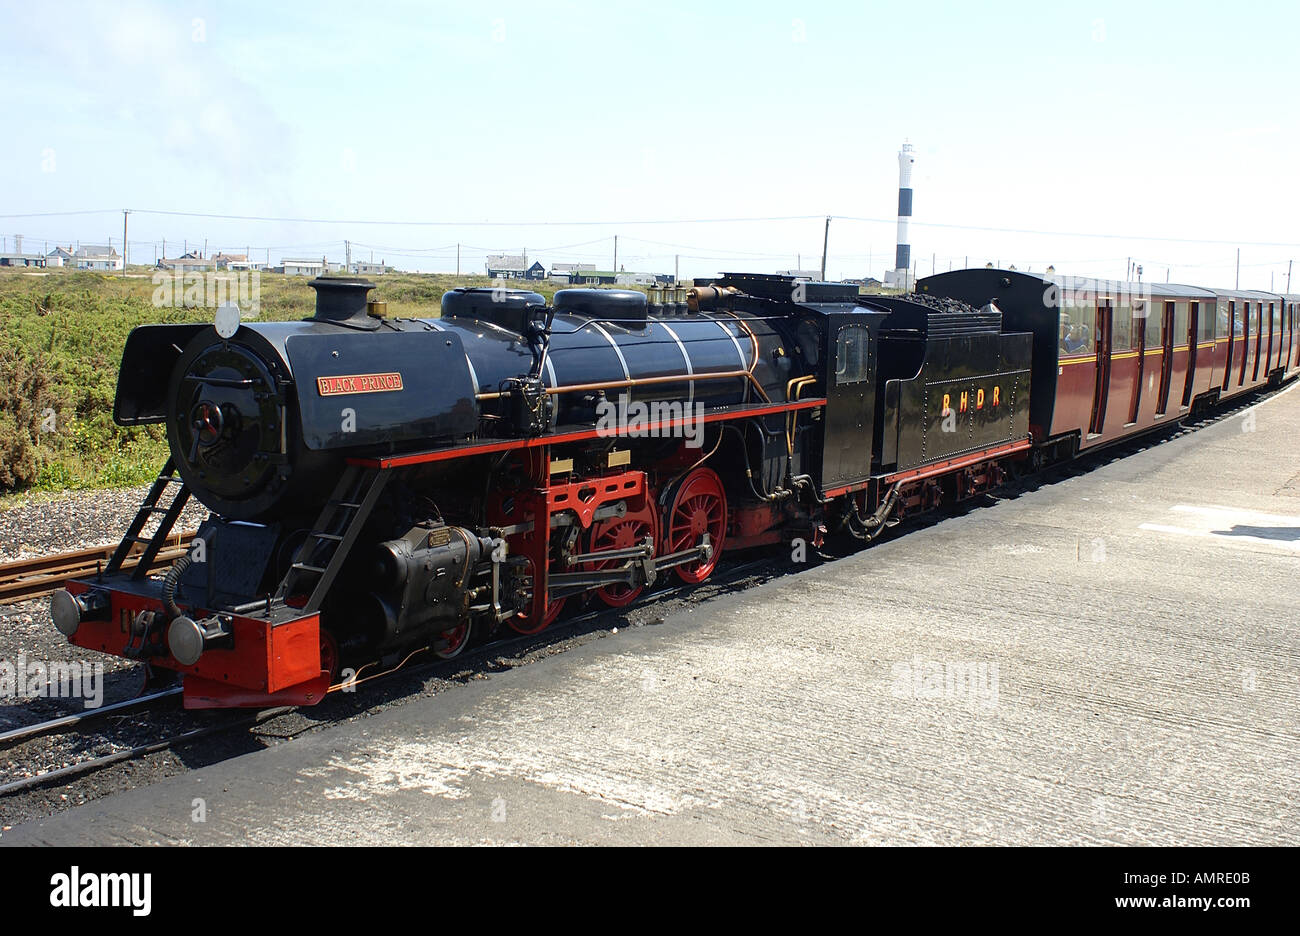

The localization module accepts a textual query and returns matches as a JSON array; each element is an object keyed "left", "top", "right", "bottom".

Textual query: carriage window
[
  {"left": 1059, "top": 300, "right": 1094, "bottom": 354},
  {"left": 1199, "top": 303, "right": 1217, "bottom": 343},
  {"left": 1174, "top": 302, "right": 1189, "bottom": 348},
  {"left": 1139, "top": 301, "right": 1161, "bottom": 346},
  {"left": 834, "top": 325, "right": 871, "bottom": 384},
  {"left": 1113, "top": 303, "right": 1133, "bottom": 350}
]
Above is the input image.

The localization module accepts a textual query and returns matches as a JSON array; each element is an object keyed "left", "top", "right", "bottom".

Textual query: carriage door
[
  {"left": 1284, "top": 302, "right": 1294, "bottom": 369},
  {"left": 1243, "top": 302, "right": 1255, "bottom": 384},
  {"left": 1156, "top": 301, "right": 1174, "bottom": 415},
  {"left": 1254, "top": 303, "right": 1267, "bottom": 380},
  {"left": 1182, "top": 302, "right": 1198, "bottom": 407},
  {"left": 1089, "top": 300, "right": 1112, "bottom": 436},
  {"left": 1127, "top": 301, "right": 1145, "bottom": 425},
  {"left": 1273, "top": 303, "right": 1283, "bottom": 370},
  {"left": 1223, "top": 302, "right": 1236, "bottom": 390}
]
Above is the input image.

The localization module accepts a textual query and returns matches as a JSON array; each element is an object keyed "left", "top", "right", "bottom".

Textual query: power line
[
  {"left": 835, "top": 215, "right": 1300, "bottom": 248},
  {"left": 8, "top": 206, "right": 1300, "bottom": 249}
]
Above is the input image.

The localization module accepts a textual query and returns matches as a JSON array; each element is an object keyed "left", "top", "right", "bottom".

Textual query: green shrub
[{"left": 0, "top": 346, "right": 57, "bottom": 488}]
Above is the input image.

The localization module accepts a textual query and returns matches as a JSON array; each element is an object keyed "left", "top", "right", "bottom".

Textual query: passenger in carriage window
[{"left": 1064, "top": 325, "right": 1089, "bottom": 354}]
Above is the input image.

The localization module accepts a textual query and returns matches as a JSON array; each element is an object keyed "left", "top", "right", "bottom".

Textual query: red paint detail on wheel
[
  {"left": 588, "top": 501, "right": 659, "bottom": 607},
  {"left": 664, "top": 467, "right": 727, "bottom": 584},
  {"left": 434, "top": 621, "right": 470, "bottom": 659},
  {"left": 508, "top": 557, "right": 566, "bottom": 635}
]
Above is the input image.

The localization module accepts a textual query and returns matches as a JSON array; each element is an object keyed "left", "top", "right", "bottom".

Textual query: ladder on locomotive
[
  {"left": 106, "top": 457, "right": 192, "bottom": 580},
  {"left": 273, "top": 464, "right": 390, "bottom": 614}
]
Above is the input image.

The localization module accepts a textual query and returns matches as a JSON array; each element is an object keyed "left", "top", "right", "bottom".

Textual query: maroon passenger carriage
[{"left": 919, "top": 269, "right": 1300, "bottom": 460}]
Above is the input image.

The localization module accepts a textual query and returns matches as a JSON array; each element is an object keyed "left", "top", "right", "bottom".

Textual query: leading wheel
[
  {"left": 433, "top": 620, "right": 471, "bottom": 659},
  {"left": 587, "top": 502, "right": 658, "bottom": 607},
  {"left": 663, "top": 467, "right": 727, "bottom": 584}
]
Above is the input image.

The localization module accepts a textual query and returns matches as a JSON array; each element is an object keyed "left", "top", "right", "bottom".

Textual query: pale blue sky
[{"left": 3, "top": 0, "right": 1298, "bottom": 288}]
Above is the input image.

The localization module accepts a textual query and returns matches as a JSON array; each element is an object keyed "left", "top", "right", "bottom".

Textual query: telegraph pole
[
  {"left": 613, "top": 235, "right": 618, "bottom": 273},
  {"left": 1288, "top": 259, "right": 1293, "bottom": 293},
  {"left": 122, "top": 209, "right": 129, "bottom": 275},
  {"left": 675, "top": 254, "right": 679, "bottom": 285}
]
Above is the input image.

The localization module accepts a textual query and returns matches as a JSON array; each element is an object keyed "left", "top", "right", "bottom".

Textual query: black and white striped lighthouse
[{"left": 885, "top": 142, "right": 916, "bottom": 289}]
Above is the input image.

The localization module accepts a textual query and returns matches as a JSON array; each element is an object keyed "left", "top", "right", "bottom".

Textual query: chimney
[{"left": 308, "top": 278, "right": 379, "bottom": 330}]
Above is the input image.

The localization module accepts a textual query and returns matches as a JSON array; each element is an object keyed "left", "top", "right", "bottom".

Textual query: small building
[
  {"left": 45, "top": 246, "right": 74, "bottom": 268},
  {"left": 776, "top": 269, "right": 823, "bottom": 280},
  {"left": 565, "top": 270, "right": 618, "bottom": 286},
  {"left": 158, "top": 251, "right": 212, "bottom": 273},
  {"left": 211, "top": 253, "right": 248, "bottom": 271},
  {"left": 352, "top": 260, "right": 392, "bottom": 275},
  {"left": 549, "top": 262, "right": 596, "bottom": 284},
  {"left": 615, "top": 272, "right": 656, "bottom": 286},
  {"left": 74, "top": 245, "right": 122, "bottom": 271},
  {"left": 486, "top": 254, "right": 545, "bottom": 280},
  {"left": 0, "top": 253, "right": 45, "bottom": 268},
  {"left": 283, "top": 258, "right": 326, "bottom": 277}
]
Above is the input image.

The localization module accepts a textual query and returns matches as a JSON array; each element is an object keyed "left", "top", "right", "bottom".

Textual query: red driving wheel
[
  {"left": 587, "top": 502, "right": 658, "bottom": 607},
  {"left": 663, "top": 467, "right": 727, "bottom": 584},
  {"left": 508, "top": 556, "right": 566, "bottom": 635}
]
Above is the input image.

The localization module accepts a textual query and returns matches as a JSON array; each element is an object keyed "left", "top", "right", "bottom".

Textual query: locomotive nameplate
[{"left": 317, "top": 372, "right": 404, "bottom": 396}]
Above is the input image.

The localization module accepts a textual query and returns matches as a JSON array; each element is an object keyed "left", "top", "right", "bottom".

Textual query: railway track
[
  {"left": 0, "top": 532, "right": 195, "bottom": 604},
  {"left": 0, "top": 555, "right": 779, "bottom": 800}
]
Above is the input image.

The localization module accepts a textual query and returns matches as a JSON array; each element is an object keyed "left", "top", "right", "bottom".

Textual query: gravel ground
[
  {"left": 0, "top": 484, "right": 210, "bottom": 733},
  {"left": 0, "top": 483, "right": 209, "bottom": 564}
]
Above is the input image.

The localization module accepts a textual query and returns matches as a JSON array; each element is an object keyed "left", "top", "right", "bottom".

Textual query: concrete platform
[{"left": 5, "top": 385, "right": 1298, "bottom": 845}]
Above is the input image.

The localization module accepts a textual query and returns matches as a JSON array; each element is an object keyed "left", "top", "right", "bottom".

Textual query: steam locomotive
[{"left": 50, "top": 270, "right": 1299, "bottom": 708}]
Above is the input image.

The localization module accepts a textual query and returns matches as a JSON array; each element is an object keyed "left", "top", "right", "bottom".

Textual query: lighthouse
[{"left": 884, "top": 142, "right": 915, "bottom": 290}]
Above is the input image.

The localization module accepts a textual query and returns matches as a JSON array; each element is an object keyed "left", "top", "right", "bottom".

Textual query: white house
[
  {"left": 283, "top": 258, "right": 326, "bottom": 277},
  {"left": 45, "top": 246, "right": 74, "bottom": 268},
  {"left": 74, "top": 245, "right": 123, "bottom": 271}
]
